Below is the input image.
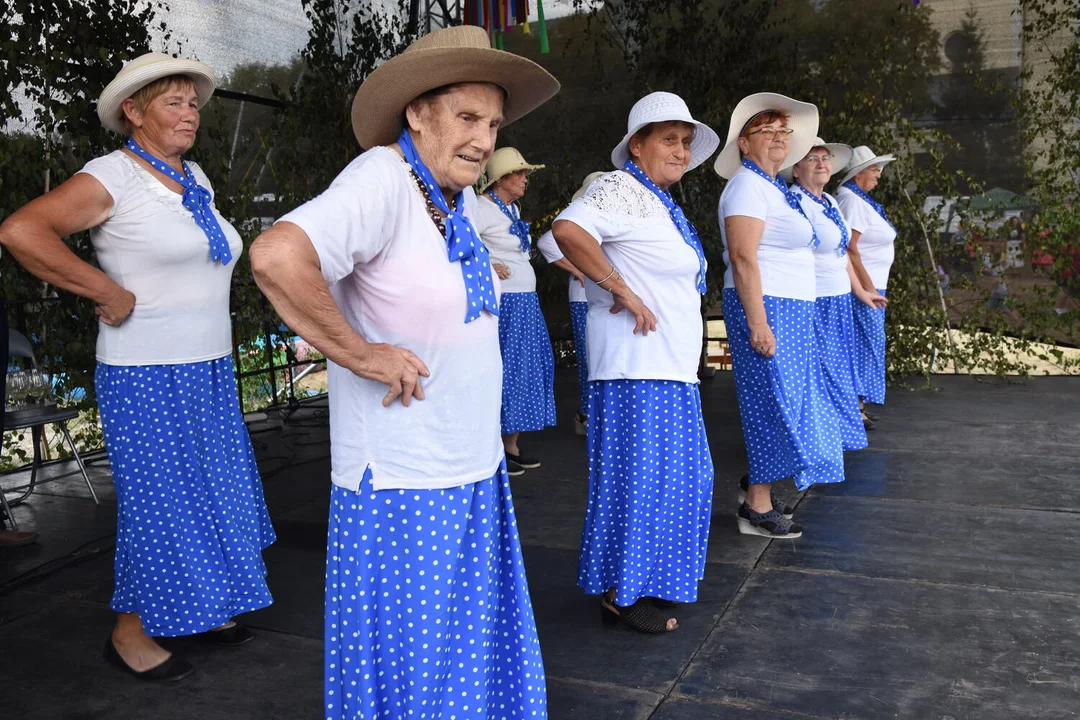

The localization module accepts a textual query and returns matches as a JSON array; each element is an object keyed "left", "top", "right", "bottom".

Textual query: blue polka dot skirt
[
  {"left": 570, "top": 301, "right": 589, "bottom": 416},
  {"left": 722, "top": 289, "right": 845, "bottom": 491},
  {"left": 95, "top": 358, "right": 276, "bottom": 637},
  {"left": 852, "top": 289, "right": 887, "bottom": 404},
  {"left": 324, "top": 461, "right": 547, "bottom": 719},
  {"left": 577, "top": 380, "right": 714, "bottom": 607},
  {"left": 498, "top": 291, "right": 556, "bottom": 434},
  {"left": 814, "top": 294, "right": 868, "bottom": 452}
]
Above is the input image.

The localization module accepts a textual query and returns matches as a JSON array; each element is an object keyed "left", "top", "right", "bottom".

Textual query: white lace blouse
[
  {"left": 555, "top": 170, "right": 704, "bottom": 384},
  {"left": 77, "top": 150, "right": 243, "bottom": 365}
]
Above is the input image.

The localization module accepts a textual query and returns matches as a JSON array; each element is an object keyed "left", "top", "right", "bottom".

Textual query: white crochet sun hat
[{"left": 610, "top": 92, "right": 720, "bottom": 172}]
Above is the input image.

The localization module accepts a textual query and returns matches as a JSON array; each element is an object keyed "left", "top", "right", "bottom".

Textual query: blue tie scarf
[
  {"left": 794, "top": 182, "right": 849, "bottom": 256},
  {"left": 398, "top": 129, "right": 499, "bottom": 323},
  {"left": 125, "top": 137, "right": 232, "bottom": 264},
  {"left": 740, "top": 158, "right": 820, "bottom": 249},
  {"left": 621, "top": 159, "right": 707, "bottom": 294},
  {"left": 486, "top": 190, "right": 532, "bottom": 254},
  {"left": 842, "top": 180, "right": 896, "bottom": 232}
]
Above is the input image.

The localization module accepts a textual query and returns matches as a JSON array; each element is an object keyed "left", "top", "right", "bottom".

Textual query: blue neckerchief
[
  {"left": 842, "top": 180, "right": 896, "bottom": 232},
  {"left": 398, "top": 129, "right": 498, "bottom": 323},
  {"left": 740, "top": 158, "right": 820, "bottom": 249},
  {"left": 794, "top": 182, "right": 849, "bottom": 256},
  {"left": 621, "top": 159, "right": 707, "bottom": 294},
  {"left": 125, "top": 137, "right": 232, "bottom": 264},
  {"left": 486, "top": 190, "right": 531, "bottom": 254}
]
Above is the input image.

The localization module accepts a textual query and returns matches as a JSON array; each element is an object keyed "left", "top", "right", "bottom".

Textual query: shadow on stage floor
[{"left": 2, "top": 370, "right": 1079, "bottom": 719}]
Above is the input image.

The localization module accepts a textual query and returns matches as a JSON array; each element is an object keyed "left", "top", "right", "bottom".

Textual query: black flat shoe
[
  {"left": 506, "top": 452, "right": 541, "bottom": 469},
  {"left": 104, "top": 637, "right": 194, "bottom": 683},
  {"left": 506, "top": 459, "right": 525, "bottom": 476},
  {"left": 199, "top": 624, "right": 254, "bottom": 646}
]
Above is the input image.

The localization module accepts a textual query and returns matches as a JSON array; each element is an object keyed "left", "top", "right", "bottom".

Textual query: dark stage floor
[{"left": 2, "top": 370, "right": 1078, "bottom": 719}]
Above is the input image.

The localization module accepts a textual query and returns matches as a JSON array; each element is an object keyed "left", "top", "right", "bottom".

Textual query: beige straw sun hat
[
  {"left": 351, "top": 26, "right": 560, "bottom": 149},
  {"left": 713, "top": 92, "right": 819, "bottom": 179},
  {"left": 480, "top": 147, "right": 545, "bottom": 192},
  {"left": 779, "top": 137, "right": 853, "bottom": 183},
  {"left": 96, "top": 53, "right": 217, "bottom": 134}
]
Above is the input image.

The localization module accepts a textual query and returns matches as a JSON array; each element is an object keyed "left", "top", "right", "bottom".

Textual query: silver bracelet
[{"left": 594, "top": 266, "right": 617, "bottom": 289}]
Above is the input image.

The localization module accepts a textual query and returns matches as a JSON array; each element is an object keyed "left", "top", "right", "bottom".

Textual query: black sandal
[
  {"left": 649, "top": 597, "right": 680, "bottom": 609},
  {"left": 601, "top": 594, "right": 678, "bottom": 633},
  {"left": 104, "top": 636, "right": 194, "bottom": 683}
]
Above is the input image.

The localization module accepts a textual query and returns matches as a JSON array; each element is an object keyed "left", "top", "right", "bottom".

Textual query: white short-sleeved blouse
[
  {"left": 76, "top": 150, "right": 243, "bottom": 365},
  {"left": 836, "top": 185, "right": 897, "bottom": 290},
  {"left": 277, "top": 146, "right": 504, "bottom": 493},
  {"left": 474, "top": 194, "right": 536, "bottom": 293},
  {"left": 555, "top": 171, "right": 703, "bottom": 384},
  {"left": 791, "top": 186, "right": 852, "bottom": 298},
  {"left": 536, "top": 229, "right": 589, "bottom": 303}
]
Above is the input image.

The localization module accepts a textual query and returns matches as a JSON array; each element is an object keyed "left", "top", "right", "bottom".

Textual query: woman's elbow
[
  {"left": 249, "top": 234, "right": 286, "bottom": 286},
  {"left": 0, "top": 214, "right": 29, "bottom": 251}
]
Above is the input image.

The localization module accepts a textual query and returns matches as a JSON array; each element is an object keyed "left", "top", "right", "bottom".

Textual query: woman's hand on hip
[
  {"left": 95, "top": 285, "right": 136, "bottom": 327},
  {"left": 610, "top": 287, "right": 657, "bottom": 335},
  {"left": 493, "top": 263, "right": 511, "bottom": 280},
  {"left": 749, "top": 323, "right": 776, "bottom": 358},
  {"left": 358, "top": 344, "right": 431, "bottom": 407}
]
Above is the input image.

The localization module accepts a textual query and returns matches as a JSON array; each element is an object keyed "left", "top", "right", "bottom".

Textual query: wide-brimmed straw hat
[
  {"left": 351, "top": 26, "right": 560, "bottom": 149},
  {"left": 571, "top": 171, "right": 606, "bottom": 202},
  {"left": 840, "top": 145, "right": 896, "bottom": 185},
  {"left": 713, "top": 92, "right": 819, "bottom": 179},
  {"left": 610, "top": 92, "right": 719, "bottom": 172},
  {"left": 480, "top": 147, "right": 545, "bottom": 192},
  {"left": 779, "top": 137, "right": 853, "bottom": 183},
  {"left": 97, "top": 53, "right": 217, "bottom": 134}
]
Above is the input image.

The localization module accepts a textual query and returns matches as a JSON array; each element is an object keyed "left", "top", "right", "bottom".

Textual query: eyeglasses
[
  {"left": 746, "top": 127, "right": 794, "bottom": 138},
  {"left": 804, "top": 154, "right": 835, "bottom": 163}
]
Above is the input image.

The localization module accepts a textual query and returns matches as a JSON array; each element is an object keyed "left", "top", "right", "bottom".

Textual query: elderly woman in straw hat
[
  {"left": 475, "top": 147, "right": 556, "bottom": 473},
  {"left": 715, "top": 93, "right": 845, "bottom": 540},
  {"left": 552, "top": 92, "right": 718, "bottom": 634},
  {"left": 836, "top": 145, "right": 897, "bottom": 420},
  {"left": 784, "top": 138, "right": 877, "bottom": 452},
  {"left": 0, "top": 53, "right": 275, "bottom": 681},
  {"left": 537, "top": 171, "right": 605, "bottom": 436},
  {"left": 248, "top": 26, "right": 558, "bottom": 718}
]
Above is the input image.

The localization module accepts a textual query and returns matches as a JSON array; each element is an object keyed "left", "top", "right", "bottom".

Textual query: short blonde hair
[{"left": 121, "top": 74, "right": 198, "bottom": 134}]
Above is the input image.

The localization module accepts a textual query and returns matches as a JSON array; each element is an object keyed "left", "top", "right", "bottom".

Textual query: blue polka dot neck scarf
[
  {"left": 740, "top": 158, "right": 820, "bottom": 249},
  {"left": 486, "top": 190, "right": 531, "bottom": 254},
  {"left": 124, "top": 137, "right": 232, "bottom": 264},
  {"left": 794, "top": 182, "right": 849, "bottom": 256},
  {"left": 842, "top": 180, "right": 897, "bottom": 233},
  {"left": 398, "top": 129, "right": 499, "bottom": 323},
  {"left": 621, "top": 159, "right": 707, "bottom": 295}
]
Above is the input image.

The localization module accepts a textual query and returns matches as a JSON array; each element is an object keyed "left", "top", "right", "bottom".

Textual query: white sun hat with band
[
  {"left": 480, "top": 147, "right": 546, "bottom": 192},
  {"left": 351, "top": 25, "right": 560, "bottom": 150},
  {"left": 97, "top": 52, "right": 217, "bottom": 134},
  {"left": 610, "top": 91, "right": 719, "bottom": 172},
  {"left": 713, "top": 92, "right": 819, "bottom": 179},
  {"left": 779, "top": 137, "right": 853, "bottom": 183},
  {"left": 840, "top": 145, "right": 897, "bottom": 185}
]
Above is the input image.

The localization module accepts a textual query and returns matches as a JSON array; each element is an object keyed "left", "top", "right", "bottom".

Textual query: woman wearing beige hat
[
  {"left": 715, "top": 93, "right": 845, "bottom": 540},
  {"left": 553, "top": 91, "right": 718, "bottom": 634},
  {"left": 836, "top": 145, "right": 897, "bottom": 416},
  {"left": 475, "top": 147, "right": 556, "bottom": 474},
  {"left": 0, "top": 53, "right": 275, "bottom": 682},
  {"left": 248, "top": 26, "right": 558, "bottom": 718}
]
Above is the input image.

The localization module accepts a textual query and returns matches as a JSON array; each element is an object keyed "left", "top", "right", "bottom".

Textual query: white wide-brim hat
[
  {"left": 840, "top": 145, "right": 897, "bottom": 185},
  {"left": 610, "top": 92, "right": 719, "bottom": 172},
  {"left": 352, "top": 26, "right": 560, "bottom": 149},
  {"left": 779, "top": 138, "right": 854, "bottom": 183},
  {"left": 97, "top": 53, "right": 217, "bottom": 134},
  {"left": 713, "top": 92, "right": 819, "bottom": 179},
  {"left": 480, "top": 147, "right": 545, "bottom": 192},
  {"left": 571, "top": 171, "right": 606, "bottom": 202}
]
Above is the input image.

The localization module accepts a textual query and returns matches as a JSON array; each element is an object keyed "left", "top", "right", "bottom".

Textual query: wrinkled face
[
  {"left": 405, "top": 83, "right": 505, "bottom": 194},
  {"left": 124, "top": 81, "right": 200, "bottom": 155},
  {"left": 495, "top": 169, "right": 529, "bottom": 202},
  {"left": 629, "top": 120, "right": 695, "bottom": 190},
  {"left": 792, "top": 146, "right": 832, "bottom": 187},
  {"left": 856, "top": 164, "right": 883, "bottom": 192},
  {"left": 737, "top": 117, "right": 791, "bottom": 168}
]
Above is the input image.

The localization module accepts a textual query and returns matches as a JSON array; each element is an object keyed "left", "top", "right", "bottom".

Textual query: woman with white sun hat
[
  {"left": 835, "top": 145, "right": 897, "bottom": 417},
  {"left": 716, "top": 93, "right": 846, "bottom": 541},
  {"left": 785, "top": 138, "right": 879, "bottom": 453},
  {"left": 553, "top": 91, "right": 718, "bottom": 635},
  {"left": 0, "top": 52, "right": 276, "bottom": 682}
]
